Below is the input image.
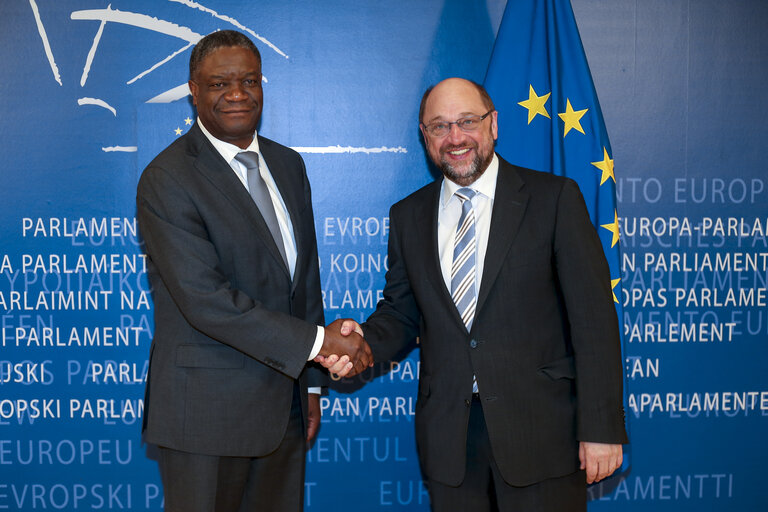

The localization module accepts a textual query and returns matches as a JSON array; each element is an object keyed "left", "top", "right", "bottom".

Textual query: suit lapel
[
  {"left": 188, "top": 124, "right": 291, "bottom": 279},
  {"left": 475, "top": 159, "right": 529, "bottom": 317}
]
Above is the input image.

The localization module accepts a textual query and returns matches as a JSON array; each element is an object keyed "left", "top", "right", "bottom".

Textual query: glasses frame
[{"left": 422, "top": 110, "right": 495, "bottom": 137}]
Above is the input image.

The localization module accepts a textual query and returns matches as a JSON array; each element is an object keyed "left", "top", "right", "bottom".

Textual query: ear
[
  {"left": 188, "top": 80, "right": 199, "bottom": 107},
  {"left": 490, "top": 110, "right": 499, "bottom": 141},
  {"left": 419, "top": 124, "right": 430, "bottom": 148}
]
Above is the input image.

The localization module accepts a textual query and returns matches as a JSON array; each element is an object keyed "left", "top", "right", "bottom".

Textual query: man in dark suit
[
  {"left": 137, "top": 30, "right": 370, "bottom": 512},
  {"left": 329, "top": 78, "right": 627, "bottom": 511}
]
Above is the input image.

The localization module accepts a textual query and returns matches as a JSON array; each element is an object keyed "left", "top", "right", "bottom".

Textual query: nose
[
  {"left": 445, "top": 122, "right": 465, "bottom": 143},
  {"left": 224, "top": 83, "right": 247, "bottom": 101}
]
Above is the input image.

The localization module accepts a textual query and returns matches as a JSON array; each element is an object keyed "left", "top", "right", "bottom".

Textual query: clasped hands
[{"left": 315, "top": 319, "right": 371, "bottom": 377}]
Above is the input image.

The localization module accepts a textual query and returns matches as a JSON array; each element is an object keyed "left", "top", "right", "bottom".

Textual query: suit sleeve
[
  {"left": 362, "top": 204, "right": 422, "bottom": 362},
  {"left": 137, "top": 163, "right": 317, "bottom": 380},
  {"left": 553, "top": 179, "right": 628, "bottom": 444},
  {"left": 298, "top": 163, "right": 329, "bottom": 388}
]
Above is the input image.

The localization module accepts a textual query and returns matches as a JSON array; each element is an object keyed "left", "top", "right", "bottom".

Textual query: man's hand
[
  {"left": 340, "top": 319, "right": 364, "bottom": 337},
  {"left": 314, "top": 319, "right": 367, "bottom": 376},
  {"left": 316, "top": 319, "right": 372, "bottom": 377},
  {"left": 579, "top": 442, "right": 623, "bottom": 484},
  {"left": 306, "top": 393, "right": 321, "bottom": 444},
  {"left": 314, "top": 353, "right": 354, "bottom": 376}
]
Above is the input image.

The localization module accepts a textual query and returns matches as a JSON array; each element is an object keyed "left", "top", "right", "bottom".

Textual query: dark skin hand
[
  {"left": 307, "top": 393, "right": 321, "bottom": 443},
  {"left": 320, "top": 319, "right": 373, "bottom": 376}
]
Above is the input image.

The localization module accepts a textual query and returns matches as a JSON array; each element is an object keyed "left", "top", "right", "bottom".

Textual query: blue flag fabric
[{"left": 484, "top": 0, "right": 629, "bottom": 467}]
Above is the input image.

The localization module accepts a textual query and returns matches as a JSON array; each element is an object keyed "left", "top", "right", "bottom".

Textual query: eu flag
[{"left": 484, "top": 0, "right": 629, "bottom": 474}]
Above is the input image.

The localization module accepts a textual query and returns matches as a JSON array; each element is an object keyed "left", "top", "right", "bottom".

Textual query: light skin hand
[
  {"left": 306, "top": 393, "right": 321, "bottom": 443},
  {"left": 314, "top": 353, "right": 354, "bottom": 376},
  {"left": 579, "top": 442, "right": 623, "bottom": 484},
  {"left": 340, "top": 319, "right": 364, "bottom": 337}
]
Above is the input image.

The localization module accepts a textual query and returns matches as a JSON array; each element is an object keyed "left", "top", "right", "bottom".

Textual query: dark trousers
[
  {"left": 428, "top": 396, "right": 586, "bottom": 512},
  {"left": 158, "top": 383, "right": 305, "bottom": 512}
]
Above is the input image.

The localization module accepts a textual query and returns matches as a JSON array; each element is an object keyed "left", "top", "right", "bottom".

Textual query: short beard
[{"left": 439, "top": 148, "right": 493, "bottom": 187}]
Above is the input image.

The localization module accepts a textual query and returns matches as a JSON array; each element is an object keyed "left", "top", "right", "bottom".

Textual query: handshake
[{"left": 315, "top": 319, "right": 371, "bottom": 377}]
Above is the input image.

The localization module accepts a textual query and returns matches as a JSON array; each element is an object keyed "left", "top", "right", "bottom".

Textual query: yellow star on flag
[
  {"left": 611, "top": 278, "right": 621, "bottom": 304},
  {"left": 600, "top": 210, "right": 620, "bottom": 248},
  {"left": 184, "top": 117, "right": 193, "bottom": 125},
  {"left": 591, "top": 147, "right": 615, "bottom": 185},
  {"left": 518, "top": 85, "right": 551, "bottom": 124},
  {"left": 174, "top": 127, "right": 183, "bottom": 135},
  {"left": 558, "top": 99, "right": 587, "bottom": 137}
]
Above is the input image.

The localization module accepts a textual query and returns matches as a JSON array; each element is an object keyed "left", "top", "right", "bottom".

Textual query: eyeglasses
[{"left": 422, "top": 110, "right": 494, "bottom": 137}]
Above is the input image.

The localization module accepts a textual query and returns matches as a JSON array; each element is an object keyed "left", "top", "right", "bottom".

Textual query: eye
[
  {"left": 458, "top": 118, "right": 478, "bottom": 129},
  {"left": 210, "top": 82, "right": 225, "bottom": 88},
  {"left": 243, "top": 79, "right": 258, "bottom": 86}
]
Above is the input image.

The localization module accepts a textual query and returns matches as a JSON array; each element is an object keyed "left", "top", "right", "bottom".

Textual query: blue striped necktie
[
  {"left": 451, "top": 188, "right": 477, "bottom": 329},
  {"left": 451, "top": 188, "right": 479, "bottom": 393}
]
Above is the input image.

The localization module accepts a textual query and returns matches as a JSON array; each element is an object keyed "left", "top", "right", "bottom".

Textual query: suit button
[
  {"left": 470, "top": 339, "right": 478, "bottom": 349},
  {"left": 465, "top": 399, "right": 471, "bottom": 407}
]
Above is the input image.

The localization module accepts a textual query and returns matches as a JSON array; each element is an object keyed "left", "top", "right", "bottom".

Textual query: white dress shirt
[
  {"left": 197, "top": 120, "right": 325, "bottom": 365},
  {"left": 437, "top": 154, "right": 499, "bottom": 295}
]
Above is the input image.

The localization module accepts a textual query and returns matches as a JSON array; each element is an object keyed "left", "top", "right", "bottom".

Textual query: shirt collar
[
  {"left": 197, "top": 117, "right": 260, "bottom": 164},
  {"left": 440, "top": 153, "right": 499, "bottom": 209}
]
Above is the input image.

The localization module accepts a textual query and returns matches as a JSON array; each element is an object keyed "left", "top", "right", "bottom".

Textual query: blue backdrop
[{"left": 0, "top": 0, "right": 765, "bottom": 510}]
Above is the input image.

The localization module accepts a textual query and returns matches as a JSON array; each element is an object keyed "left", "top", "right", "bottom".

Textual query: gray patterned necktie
[
  {"left": 235, "top": 151, "right": 288, "bottom": 269},
  {"left": 451, "top": 188, "right": 479, "bottom": 393}
]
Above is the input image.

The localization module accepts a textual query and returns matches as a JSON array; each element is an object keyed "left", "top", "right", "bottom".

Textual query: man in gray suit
[
  {"left": 327, "top": 78, "right": 627, "bottom": 511},
  {"left": 137, "top": 30, "right": 370, "bottom": 512}
]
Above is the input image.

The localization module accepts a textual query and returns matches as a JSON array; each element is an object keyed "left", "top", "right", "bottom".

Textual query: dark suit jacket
[
  {"left": 363, "top": 156, "right": 628, "bottom": 487},
  {"left": 136, "top": 123, "right": 325, "bottom": 457}
]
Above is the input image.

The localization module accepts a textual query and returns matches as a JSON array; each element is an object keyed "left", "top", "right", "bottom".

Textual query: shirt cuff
[
  {"left": 308, "top": 387, "right": 322, "bottom": 395},
  {"left": 308, "top": 325, "right": 324, "bottom": 360}
]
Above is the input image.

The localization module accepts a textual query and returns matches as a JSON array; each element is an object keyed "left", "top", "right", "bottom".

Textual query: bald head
[{"left": 419, "top": 78, "right": 495, "bottom": 125}]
